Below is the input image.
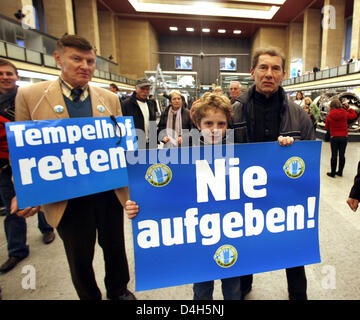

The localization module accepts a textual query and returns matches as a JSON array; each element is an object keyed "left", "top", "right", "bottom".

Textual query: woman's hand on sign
[
  {"left": 10, "top": 196, "right": 40, "bottom": 218},
  {"left": 278, "top": 136, "right": 294, "bottom": 146},
  {"left": 125, "top": 200, "right": 139, "bottom": 219}
]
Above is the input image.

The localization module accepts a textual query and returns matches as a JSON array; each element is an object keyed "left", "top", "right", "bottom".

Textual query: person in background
[
  {"left": 213, "top": 86, "right": 223, "bottom": 95},
  {"left": 109, "top": 83, "right": 122, "bottom": 100},
  {"left": 229, "top": 81, "right": 242, "bottom": 104},
  {"left": 325, "top": 98, "right": 357, "bottom": 178},
  {"left": 348, "top": 56, "right": 357, "bottom": 64},
  {"left": 303, "top": 104, "right": 315, "bottom": 125},
  {"left": 12, "top": 35, "right": 135, "bottom": 300},
  {"left": 121, "top": 78, "right": 156, "bottom": 149},
  {"left": 294, "top": 91, "right": 305, "bottom": 107},
  {"left": 303, "top": 97, "right": 320, "bottom": 128},
  {"left": 157, "top": 90, "right": 192, "bottom": 147},
  {"left": 347, "top": 161, "right": 360, "bottom": 212},
  {"left": 0, "top": 59, "right": 55, "bottom": 277},
  {"left": 148, "top": 94, "right": 160, "bottom": 117}
]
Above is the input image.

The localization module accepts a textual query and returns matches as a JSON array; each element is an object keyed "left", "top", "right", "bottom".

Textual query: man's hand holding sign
[{"left": 10, "top": 196, "right": 40, "bottom": 218}]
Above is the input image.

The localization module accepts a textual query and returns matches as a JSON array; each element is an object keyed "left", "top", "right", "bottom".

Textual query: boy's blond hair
[{"left": 192, "top": 93, "right": 233, "bottom": 127}]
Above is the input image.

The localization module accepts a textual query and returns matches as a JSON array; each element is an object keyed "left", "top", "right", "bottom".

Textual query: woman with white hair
[{"left": 157, "top": 90, "right": 192, "bottom": 147}]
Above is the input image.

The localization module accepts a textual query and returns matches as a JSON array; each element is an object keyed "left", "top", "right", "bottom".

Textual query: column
[
  {"left": 98, "top": 11, "right": 117, "bottom": 63},
  {"left": 302, "top": 8, "right": 321, "bottom": 73},
  {"left": 321, "top": 0, "right": 345, "bottom": 69},
  {"left": 286, "top": 22, "right": 303, "bottom": 76},
  {"left": 350, "top": 0, "right": 360, "bottom": 60},
  {"left": 0, "top": 0, "right": 35, "bottom": 28},
  {"left": 43, "top": 0, "right": 75, "bottom": 38},
  {"left": 73, "top": 0, "right": 101, "bottom": 54},
  {"left": 251, "top": 26, "right": 287, "bottom": 67},
  {"left": 116, "top": 18, "right": 159, "bottom": 79}
]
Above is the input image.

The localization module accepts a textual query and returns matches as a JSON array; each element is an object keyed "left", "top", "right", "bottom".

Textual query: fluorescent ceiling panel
[
  {"left": 18, "top": 70, "right": 58, "bottom": 80},
  {"left": 230, "top": 0, "right": 286, "bottom": 4},
  {"left": 128, "top": 0, "right": 281, "bottom": 19}
]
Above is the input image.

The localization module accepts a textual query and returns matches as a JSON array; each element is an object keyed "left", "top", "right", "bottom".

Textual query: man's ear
[
  {"left": 250, "top": 68, "right": 255, "bottom": 80},
  {"left": 281, "top": 71, "right": 286, "bottom": 82},
  {"left": 54, "top": 51, "right": 62, "bottom": 68}
]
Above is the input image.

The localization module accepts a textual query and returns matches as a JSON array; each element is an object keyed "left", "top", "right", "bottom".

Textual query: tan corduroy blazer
[{"left": 14, "top": 78, "right": 129, "bottom": 228}]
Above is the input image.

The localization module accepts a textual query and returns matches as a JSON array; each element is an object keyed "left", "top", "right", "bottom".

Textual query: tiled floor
[{"left": 1, "top": 140, "right": 359, "bottom": 300}]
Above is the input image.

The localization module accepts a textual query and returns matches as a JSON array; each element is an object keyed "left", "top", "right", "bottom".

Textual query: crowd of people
[
  {"left": 0, "top": 33, "right": 359, "bottom": 301},
  {"left": 293, "top": 91, "right": 320, "bottom": 127}
]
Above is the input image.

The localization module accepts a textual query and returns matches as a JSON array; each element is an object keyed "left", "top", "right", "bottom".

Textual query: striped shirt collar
[{"left": 59, "top": 76, "right": 89, "bottom": 102}]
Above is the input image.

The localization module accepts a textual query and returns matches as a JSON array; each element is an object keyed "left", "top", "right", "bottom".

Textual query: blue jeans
[
  {"left": 193, "top": 276, "right": 241, "bottom": 300},
  {"left": 0, "top": 165, "right": 53, "bottom": 259}
]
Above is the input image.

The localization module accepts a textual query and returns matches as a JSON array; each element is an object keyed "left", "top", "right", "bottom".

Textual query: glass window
[
  {"left": 7, "top": 43, "right": 25, "bottom": 60},
  {"left": 43, "top": 54, "right": 56, "bottom": 67},
  {"left": 26, "top": 48, "right": 41, "bottom": 64},
  {"left": 0, "top": 41, "right": 6, "bottom": 56},
  {"left": 344, "top": 17, "right": 352, "bottom": 62}
]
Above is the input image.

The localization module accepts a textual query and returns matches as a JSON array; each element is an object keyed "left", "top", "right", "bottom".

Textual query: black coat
[
  {"left": 350, "top": 161, "right": 360, "bottom": 200},
  {"left": 232, "top": 85, "right": 315, "bottom": 143},
  {"left": 121, "top": 91, "right": 156, "bottom": 132},
  {"left": 157, "top": 105, "right": 193, "bottom": 143}
]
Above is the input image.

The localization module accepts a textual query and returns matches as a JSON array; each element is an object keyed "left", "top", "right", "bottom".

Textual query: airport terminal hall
[{"left": 1, "top": 0, "right": 360, "bottom": 304}]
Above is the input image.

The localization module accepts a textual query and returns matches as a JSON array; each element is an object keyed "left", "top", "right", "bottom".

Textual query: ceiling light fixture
[
  {"left": 169, "top": 26, "right": 178, "bottom": 31},
  {"left": 218, "top": 29, "right": 226, "bottom": 33},
  {"left": 202, "top": 28, "right": 210, "bottom": 33},
  {"left": 186, "top": 27, "right": 194, "bottom": 32},
  {"left": 128, "top": 0, "right": 281, "bottom": 20},
  {"left": 18, "top": 70, "right": 58, "bottom": 81},
  {"left": 233, "top": 30, "right": 242, "bottom": 34},
  {"left": 231, "top": 0, "right": 286, "bottom": 4}
]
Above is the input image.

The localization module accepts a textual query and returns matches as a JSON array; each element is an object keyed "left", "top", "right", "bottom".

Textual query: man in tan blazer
[{"left": 12, "top": 34, "right": 135, "bottom": 300}]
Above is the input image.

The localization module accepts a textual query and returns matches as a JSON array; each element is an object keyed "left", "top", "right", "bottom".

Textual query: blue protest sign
[
  {"left": 126, "top": 141, "right": 321, "bottom": 292},
  {"left": 6, "top": 116, "right": 137, "bottom": 208}
]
